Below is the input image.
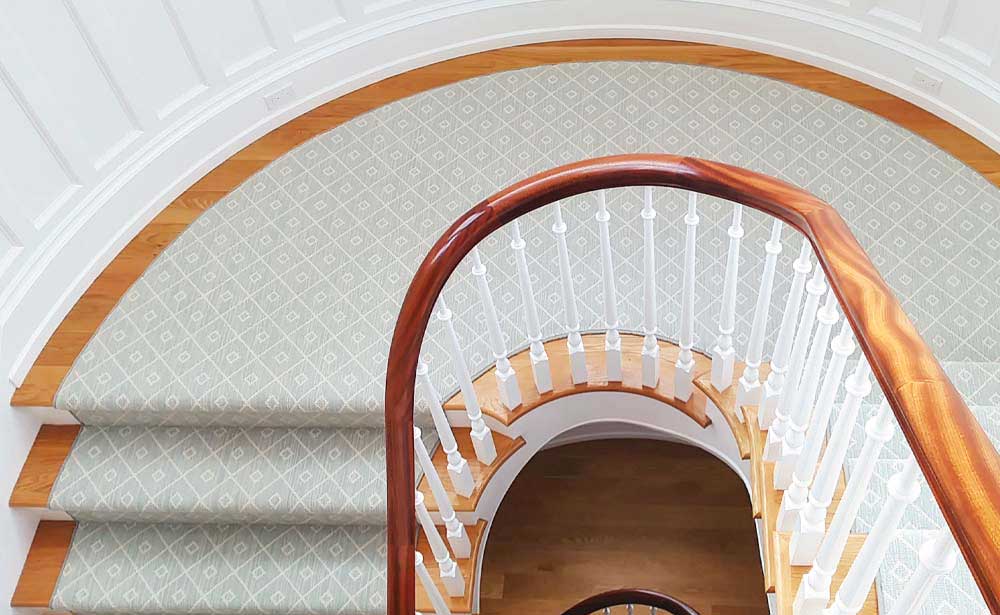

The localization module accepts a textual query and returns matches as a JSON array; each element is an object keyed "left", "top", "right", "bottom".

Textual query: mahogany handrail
[
  {"left": 384, "top": 154, "right": 1000, "bottom": 614},
  {"left": 561, "top": 588, "right": 700, "bottom": 615}
]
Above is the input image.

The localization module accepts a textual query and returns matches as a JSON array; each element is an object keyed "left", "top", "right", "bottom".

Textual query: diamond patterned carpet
[{"left": 41, "top": 62, "right": 1000, "bottom": 613}]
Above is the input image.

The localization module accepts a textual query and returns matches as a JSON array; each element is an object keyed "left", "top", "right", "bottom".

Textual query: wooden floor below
[{"left": 479, "top": 439, "right": 768, "bottom": 615}]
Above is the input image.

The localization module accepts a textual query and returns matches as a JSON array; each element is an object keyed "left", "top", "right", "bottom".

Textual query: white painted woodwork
[
  {"left": 773, "top": 289, "right": 838, "bottom": 489},
  {"left": 789, "top": 357, "right": 873, "bottom": 565},
  {"left": 470, "top": 247, "right": 522, "bottom": 410},
  {"left": 436, "top": 297, "right": 497, "bottom": 465},
  {"left": 417, "top": 361, "right": 474, "bottom": 497},
  {"left": 765, "top": 264, "right": 826, "bottom": 459},
  {"left": 510, "top": 220, "right": 552, "bottom": 394},
  {"left": 416, "top": 551, "right": 452, "bottom": 615},
  {"left": 415, "top": 490, "right": 465, "bottom": 596},
  {"left": 759, "top": 239, "right": 812, "bottom": 428},
  {"left": 710, "top": 204, "right": 743, "bottom": 391},
  {"left": 414, "top": 427, "right": 471, "bottom": 559},
  {"left": 736, "top": 220, "right": 782, "bottom": 409},
  {"left": 825, "top": 457, "right": 922, "bottom": 615},
  {"left": 552, "top": 203, "right": 588, "bottom": 384},
  {"left": 5, "top": 0, "right": 1000, "bottom": 406},
  {"left": 793, "top": 401, "right": 894, "bottom": 614},
  {"left": 777, "top": 319, "right": 855, "bottom": 532},
  {"left": 595, "top": 191, "right": 622, "bottom": 382},
  {"left": 641, "top": 186, "right": 660, "bottom": 388},
  {"left": 674, "top": 192, "right": 699, "bottom": 402},
  {"left": 885, "top": 530, "right": 959, "bottom": 615}
]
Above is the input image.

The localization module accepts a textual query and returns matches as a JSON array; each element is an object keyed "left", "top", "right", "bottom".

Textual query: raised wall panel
[
  {"left": 285, "top": 0, "right": 345, "bottom": 41},
  {"left": 940, "top": 0, "right": 1000, "bottom": 65},
  {"left": 71, "top": 0, "right": 205, "bottom": 121},
  {"left": 171, "top": 0, "right": 276, "bottom": 77},
  {"left": 869, "top": 0, "right": 924, "bottom": 31},
  {"left": 3, "top": 0, "right": 138, "bottom": 170},
  {"left": 0, "top": 78, "right": 76, "bottom": 229}
]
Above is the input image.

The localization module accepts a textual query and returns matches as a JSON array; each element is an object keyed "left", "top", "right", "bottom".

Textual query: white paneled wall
[{"left": 2, "top": 0, "right": 1000, "bottom": 396}]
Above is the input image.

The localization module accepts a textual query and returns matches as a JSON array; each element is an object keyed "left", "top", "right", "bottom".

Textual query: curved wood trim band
[
  {"left": 560, "top": 588, "right": 701, "bottom": 615},
  {"left": 385, "top": 154, "right": 1000, "bottom": 615}
]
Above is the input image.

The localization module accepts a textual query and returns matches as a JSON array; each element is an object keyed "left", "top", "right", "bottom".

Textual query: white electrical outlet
[
  {"left": 913, "top": 68, "right": 943, "bottom": 94},
  {"left": 263, "top": 84, "right": 296, "bottom": 112}
]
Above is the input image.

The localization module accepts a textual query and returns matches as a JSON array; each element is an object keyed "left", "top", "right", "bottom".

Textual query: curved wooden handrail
[
  {"left": 384, "top": 154, "right": 1000, "bottom": 614},
  {"left": 561, "top": 588, "right": 700, "bottom": 615}
]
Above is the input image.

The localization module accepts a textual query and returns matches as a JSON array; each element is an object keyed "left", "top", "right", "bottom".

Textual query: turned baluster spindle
[
  {"left": 789, "top": 357, "right": 873, "bottom": 565},
  {"left": 641, "top": 186, "right": 660, "bottom": 388},
  {"left": 774, "top": 288, "right": 838, "bottom": 489},
  {"left": 437, "top": 297, "right": 497, "bottom": 465},
  {"left": 510, "top": 220, "right": 552, "bottom": 394},
  {"left": 471, "top": 247, "right": 522, "bottom": 410},
  {"left": 416, "top": 551, "right": 452, "bottom": 615},
  {"left": 736, "top": 220, "right": 782, "bottom": 410},
  {"left": 765, "top": 265, "right": 826, "bottom": 460},
  {"left": 596, "top": 190, "right": 622, "bottom": 381},
  {"left": 793, "top": 401, "right": 894, "bottom": 614},
  {"left": 552, "top": 203, "right": 588, "bottom": 384},
  {"left": 826, "top": 457, "right": 922, "bottom": 615},
  {"left": 415, "top": 490, "right": 465, "bottom": 596},
  {"left": 414, "top": 427, "right": 471, "bottom": 559},
  {"left": 711, "top": 203, "right": 744, "bottom": 391},
  {"left": 760, "top": 238, "right": 811, "bottom": 428},
  {"left": 417, "top": 361, "right": 474, "bottom": 497},
  {"left": 777, "top": 318, "right": 854, "bottom": 531},
  {"left": 675, "top": 191, "right": 699, "bottom": 401},
  {"left": 886, "top": 530, "right": 959, "bottom": 615}
]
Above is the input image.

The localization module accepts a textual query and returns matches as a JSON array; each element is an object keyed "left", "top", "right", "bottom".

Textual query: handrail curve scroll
[
  {"left": 560, "top": 588, "right": 701, "bottom": 615},
  {"left": 384, "top": 154, "right": 1000, "bottom": 614}
]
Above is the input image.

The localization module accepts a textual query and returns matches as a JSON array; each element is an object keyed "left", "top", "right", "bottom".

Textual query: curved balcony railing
[
  {"left": 561, "top": 589, "right": 700, "bottom": 615},
  {"left": 385, "top": 154, "right": 1000, "bottom": 614}
]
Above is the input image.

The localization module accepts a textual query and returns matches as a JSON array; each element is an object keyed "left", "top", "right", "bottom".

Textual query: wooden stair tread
[
  {"left": 10, "top": 425, "right": 80, "bottom": 508},
  {"left": 416, "top": 520, "right": 487, "bottom": 613},
  {"left": 419, "top": 428, "right": 525, "bottom": 513},
  {"left": 12, "top": 520, "right": 75, "bottom": 608},
  {"left": 775, "top": 532, "right": 878, "bottom": 615},
  {"left": 445, "top": 333, "right": 712, "bottom": 429},
  {"left": 694, "top": 361, "right": 772, "bottom": 460}
]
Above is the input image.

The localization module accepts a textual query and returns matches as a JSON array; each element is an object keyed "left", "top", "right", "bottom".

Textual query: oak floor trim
[
  {"left": 10, "top": 425, "right": 80, "bottom": 509},
  {"left": 12, "top": 39, "right": 1000, "bottom": 408},
  {"left": 11, "top": 520, "right": 75, "bottom": 609}
]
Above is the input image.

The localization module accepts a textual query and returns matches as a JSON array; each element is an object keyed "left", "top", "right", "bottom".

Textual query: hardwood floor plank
[
  {"left": 10, "top": 425, "right": 80, "bottom": 508},
  {"left": 11, "top": 520, "right": 75, "bottom": 608}
]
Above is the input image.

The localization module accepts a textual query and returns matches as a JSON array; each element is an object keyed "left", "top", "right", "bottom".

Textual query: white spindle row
[{"left": 408, "top": 186, "right": 960, "bottom": 614}]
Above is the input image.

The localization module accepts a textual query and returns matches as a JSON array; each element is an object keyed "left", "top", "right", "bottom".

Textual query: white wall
[{"left": 3, "top": 1, "right": 1000, "bottom": 611}]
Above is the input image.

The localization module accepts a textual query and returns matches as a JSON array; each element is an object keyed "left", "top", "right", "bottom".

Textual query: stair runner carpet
[{"left": 34, "top": 61, "right": 1000, "bottom": 613}]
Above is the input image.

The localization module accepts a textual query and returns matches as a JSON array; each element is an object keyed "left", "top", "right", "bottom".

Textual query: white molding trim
[{"left": 4, "top": 0, "right": 1000, "bottom": 388}]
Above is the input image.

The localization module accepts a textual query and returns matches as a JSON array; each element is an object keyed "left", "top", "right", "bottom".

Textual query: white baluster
[
  {"left": 789, "top": 357, "right": 873, "bottom": 565},
  {"left": 416, "top": 490, "right": 465, "bottom": 596},
  {"left": 674, "top": 192, "right": 699, "bottom": 401},
  {"left": 765, "top": 265, "right": 826, "bottom": 460},
  {"left": 711, "top": 204, "right": 744, "bottom": 391},
  {"left": 417, "top": 361, "right": 474, "bottom": 497},
  {"left": 414, "top": 427, "right": 471, "bottom": 559},
  {"left": 774, "top": 289, "right": 838, "bottom": 488},
  {"left": 471, "top": 248, "right": 522, "bottom": 410},
  {"left": 777, "top": 319, "right": 854, "bottom": 531},
  {"left": 437, "top": 298, "right": 497, "bottom": 465},
  {"left": 760, "top": 239, "right": 812, "bottom": 428},
  {"left": 552, "top": 204, "right": 588, "bottom": 384},
  {"left": 510, "top": 221, "right": 552, "bottom": 394},
  {"left": 416, "top": 551, "right": 452, "bottom": 615},
  {"left": 793, "top": 401, "right": 893, "bottom": 614},
  {"left": 825, "top": 457, "right": 921, "bottom": 615},
  {"left": 885, "top": 530, "right": 959, "bottom": 615},
  {"left": 736, "top": 220, "right": 783, "bottom": 409},
  {"left": 596, "top": 191, "right": 622, "bottom": 381},
  {"left": 641, "top": 186, "right": 660, "bottom": 388}
]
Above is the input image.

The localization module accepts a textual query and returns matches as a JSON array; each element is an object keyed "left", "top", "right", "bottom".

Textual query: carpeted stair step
[
  {"left": 47, "top": 425, "right": 437, "bottom": 525},
  {"left": 52, "top": 521, "right": 388, "bottom": 614},
  {"left": 877, "top": 529, "right": 988, "bottom": 615}
]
